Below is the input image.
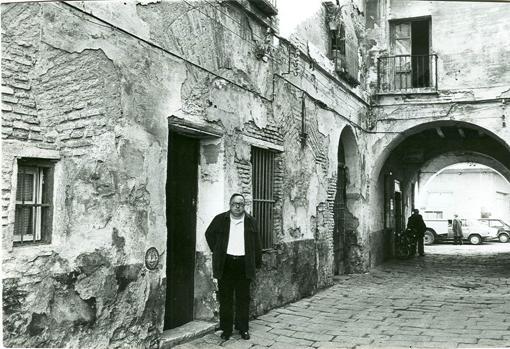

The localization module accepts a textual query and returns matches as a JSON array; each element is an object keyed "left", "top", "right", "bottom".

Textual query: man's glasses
[{"left": 231, "top": 202, "right": 245, "bottom": 208}]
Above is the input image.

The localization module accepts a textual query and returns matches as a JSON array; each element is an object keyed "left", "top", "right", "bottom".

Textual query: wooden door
[
  {"left": 391, "top": 22, "right": 412, "bottom": 90},
  {"left": 165, "top": 132, "right": 199, "bottom": 330}
]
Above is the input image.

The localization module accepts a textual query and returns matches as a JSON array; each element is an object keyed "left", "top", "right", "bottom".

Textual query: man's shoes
[
  {"left": 419, "top": 254, "right": 425, "bottom": 257},
  {"left": 220, "top": 331, "right": 231, "bottom": 340},
  {"left": 239, "top": 331, "right": 250, "bottom": 340}
]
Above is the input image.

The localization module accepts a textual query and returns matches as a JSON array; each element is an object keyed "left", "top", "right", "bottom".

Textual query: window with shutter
[
  {"left": 379, "top": 17, "right": 434, "bottom": 92},
  {"left": 14, "top": 159, "right": 55, "bottom": 245},
  {"left": 330, "top": 21, "right": 359, "bottom": 86}
]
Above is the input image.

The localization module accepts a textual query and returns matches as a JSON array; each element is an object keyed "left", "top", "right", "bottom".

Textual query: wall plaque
[{"left": 145, "top": 247, "right": 160, "bottom": 270}]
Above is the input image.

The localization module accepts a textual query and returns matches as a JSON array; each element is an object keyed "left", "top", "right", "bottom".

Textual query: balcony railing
[{"left": 377, "top": 54, "right": 438, "bottom": 93}]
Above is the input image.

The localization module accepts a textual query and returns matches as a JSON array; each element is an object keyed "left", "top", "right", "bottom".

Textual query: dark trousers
[
  {"left": 417, "top": 234, "right": 424, "bottom": 255},
  {"left": 218, "top": 255, "right": 250, "bottom": 333}
]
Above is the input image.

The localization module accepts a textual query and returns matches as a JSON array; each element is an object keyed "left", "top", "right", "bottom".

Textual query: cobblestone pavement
[{"left": 175, "top": 242, "right": 510, "bottom": 349}]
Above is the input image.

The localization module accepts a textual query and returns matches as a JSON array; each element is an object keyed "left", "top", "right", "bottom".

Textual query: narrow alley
[
  {"left": 3, "top": 1, "right": 510, "bottom": 348},
  {"left": 175, "top": 243, "right": 510, "bottom": 349}
]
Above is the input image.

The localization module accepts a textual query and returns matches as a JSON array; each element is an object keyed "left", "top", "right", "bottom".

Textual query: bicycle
[{"left": 395, "top": 228, "right": 417, "bottom": 259}]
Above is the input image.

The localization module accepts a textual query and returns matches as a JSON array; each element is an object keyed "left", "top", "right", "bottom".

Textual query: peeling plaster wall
[
  {"left": 364, "top": 0, "right": 510, "bottom": 264},
  {"left": 366, "top": 0, "right": 510, "bottom": 97},
  {"left": 2, "top": 3, "right": 177, "bottom": 347},
  {"left": 2, "top": 1, "right": 370, "bottom": 346},
  {"left": 387, "top": 1, "right": 510, "bottom": 95},
  {"left": 291, "top": 0, "right": 368, "bottom": 95}
]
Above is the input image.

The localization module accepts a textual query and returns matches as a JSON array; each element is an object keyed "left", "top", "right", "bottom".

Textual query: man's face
[{"left": 230, "top": 196, "right": 245, "bottom": 217}]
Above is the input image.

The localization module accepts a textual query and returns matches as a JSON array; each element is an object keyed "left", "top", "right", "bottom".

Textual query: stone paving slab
[{"left": 174, "top": 243, "right": 510, "bottom": 348}]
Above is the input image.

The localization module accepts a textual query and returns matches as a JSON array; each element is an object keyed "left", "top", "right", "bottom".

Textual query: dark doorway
[
  {"left": 333, "top": 143, "right": 347, "bottom": 275},
  {"left": 394, "top": 191, "right": 403, "bottom": 234},
  {"left": 165, "top": 132, "right": 199, "bottom": 330},
  {"left": 411, "top": 19, "right": 430, "bottom": 88}
]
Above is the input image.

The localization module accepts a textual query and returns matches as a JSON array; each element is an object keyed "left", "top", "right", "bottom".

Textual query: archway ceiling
[
  {"left": 389, "top": 125, "right": 510, "bottom": 172},
  {"left": 418, "top": 151, "right": 510, "bottom": 185}
]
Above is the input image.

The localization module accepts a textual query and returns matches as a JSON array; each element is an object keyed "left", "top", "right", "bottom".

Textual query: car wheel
[
  {"left": 424, "top": 230, "right": 435, "bottom": 245},
  {"left": 499, "top": 233, "right": 509, "bottom": 243},
  {"left": 469, "top": 234, "right": 482, "bottom": 245}
]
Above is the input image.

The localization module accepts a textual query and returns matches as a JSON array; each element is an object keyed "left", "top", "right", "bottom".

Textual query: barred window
[
  {"left": 14, "top": 159, "right": 55, "bottom": 245},
  {"left": 251, "top": 147, "right": 275, "bottom": 249}
]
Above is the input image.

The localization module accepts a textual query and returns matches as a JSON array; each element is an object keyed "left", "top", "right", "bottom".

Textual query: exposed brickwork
[
  {"left": 244, "top": 121, "right": 284, "bottom": 147},
  {"left": 1, "top": 1, "right": 370, "bottom": 347},
  {"left": 1, "top": 5, "right": 42, "bottom": 143},
  {"left": 34, "top": 46, "right": 121, "bottom": 156}
]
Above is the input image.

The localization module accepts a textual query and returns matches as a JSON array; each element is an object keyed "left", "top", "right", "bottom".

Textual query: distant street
[{"left": 175, "top": 242, "right": 510, "bottom": 349}]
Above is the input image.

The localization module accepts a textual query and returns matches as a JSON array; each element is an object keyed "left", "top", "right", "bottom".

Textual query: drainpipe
[{"left": 300, "top": 93, "right": 308, "bottom": 146}]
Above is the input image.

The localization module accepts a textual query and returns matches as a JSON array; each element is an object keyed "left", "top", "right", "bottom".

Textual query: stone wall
[
  {"left": 364, "top": 0, "right": 510, "bottom": 253},
  {"left": 366, "top": 0, "right": 510, "bottom": 97},
  {"left": 1, "top": 1, "right": 370, "bottom": 347}
]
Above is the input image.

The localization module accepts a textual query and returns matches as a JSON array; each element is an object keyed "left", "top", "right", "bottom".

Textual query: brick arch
[
  {"left": 340, "top": 125, "right": 361, "bottom": 196},
  {"left": 333, "top": 125, "right": 362, "bottom": 274},
  {"left": 370, "top": 120, "right": 510, "bottom": 184},
  {"left": 418, "top": 151, "right": 510, "bottom": 191}
]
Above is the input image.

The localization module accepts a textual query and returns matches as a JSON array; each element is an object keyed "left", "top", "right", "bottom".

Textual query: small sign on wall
[{"left": 145, "top": 247, "right": 160, "bottom": 270}]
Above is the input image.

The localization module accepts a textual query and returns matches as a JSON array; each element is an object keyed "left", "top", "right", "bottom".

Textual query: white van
[{"left": 423, "top": 219, "right": 498, "bottom": 245}]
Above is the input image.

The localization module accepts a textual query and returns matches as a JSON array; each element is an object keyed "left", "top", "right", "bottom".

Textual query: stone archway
[
  {"left": 369, "top": 120, "right": 510, "bottom": 261},
  {"left": 333, "top": 125, "right": 361, "bottom": 274}
]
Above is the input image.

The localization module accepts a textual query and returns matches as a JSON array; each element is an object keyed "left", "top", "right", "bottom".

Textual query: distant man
[
  {"left": 205, "top": 193, "right": 262, "bottom": 341},
  {"left": 407, "top": 209, "right": 427, "bottom": 256},
  {"left": 452, "top": 214, "right": 463, "bottom": 245}
]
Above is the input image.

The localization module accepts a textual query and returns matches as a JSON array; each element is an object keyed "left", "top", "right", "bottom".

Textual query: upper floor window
[
  {"left": 14, "top": 158, "right": 55, "bottom": 245},
  {"left": 330, "top": 24, "right": 345, "bottom": 56},
  {"left": 329, "top": 21, "right": 359, "bottom": 87},
  {"left": 378, "top": 17, "right": 437, "bottom": 93}
]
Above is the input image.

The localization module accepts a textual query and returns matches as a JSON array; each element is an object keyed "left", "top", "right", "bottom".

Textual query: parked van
[
  {"left": 423, "top": 219, "right": 498, "bottom": 245},
  {"left": 478, "top": 218, "right": 510, "bottom": 243}
]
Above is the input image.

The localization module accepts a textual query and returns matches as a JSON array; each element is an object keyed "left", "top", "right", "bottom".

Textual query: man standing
[
  {"left": 407, "top": 209, "right": 427, "bottom": 256},
  {"left": 452, "top": 214, "right": 463, "bottom": 245},
  {"left": 205, "top": 193, "right": 262, "bottom": 341}
]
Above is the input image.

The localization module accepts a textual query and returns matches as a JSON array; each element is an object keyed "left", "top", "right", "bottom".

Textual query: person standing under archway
[
  {"left": 407, "top": 209, "right": 427, "bottom": 256},
  {"left": 452, "top": 214, "right": 463, "bottom": 245}
]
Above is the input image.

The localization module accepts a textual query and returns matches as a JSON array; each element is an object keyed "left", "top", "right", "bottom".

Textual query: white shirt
[{"left": 226, "top": 214, "right": 245, "bottom": 256}]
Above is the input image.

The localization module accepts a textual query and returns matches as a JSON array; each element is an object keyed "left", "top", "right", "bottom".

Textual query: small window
[
  {"left": 251, "top": 147, "right": 275, "bottom": 249},
  {"left": 424, "top": 211, "right": 443, "bottom": 219},
  {"left": 330, "top": 24, "right": 346, "bottom": 56},
  {"left": 14, "top": 159, "right": 55, "bottom": 245}
]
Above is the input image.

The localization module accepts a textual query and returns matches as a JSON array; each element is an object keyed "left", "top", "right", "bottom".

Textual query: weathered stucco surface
[
  {"left": 3, "top": 0, "right": 509, "bottom": 347},
  {"left": 364, "top": 0, "right": 510, "bottom": 263},
  {"left": 2, "top": 1, "right": 369, "bottom": 347}
]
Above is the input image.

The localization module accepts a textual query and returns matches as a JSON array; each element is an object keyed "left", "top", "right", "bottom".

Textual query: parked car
[
  {"left": 478, "top": 218, "right": 510, "bottom": 243},
  {"left": 423, "top": 219, "right": 498, "bottom": 245}
]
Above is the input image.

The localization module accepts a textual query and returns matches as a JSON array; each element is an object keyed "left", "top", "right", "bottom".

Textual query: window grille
[
  {"left": 251, "top": 147, "right": 275, "bottom": 249},
  {"left": 14, "top": 159, "right": 54, "bottom": 245}
]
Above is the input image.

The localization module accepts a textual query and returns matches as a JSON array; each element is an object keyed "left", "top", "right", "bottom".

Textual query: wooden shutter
[
  {"left": 344, "top": 24, "right": 359, "bottom": 82},
  {"left": 391, "top": 22, "right": 412, "bottom": 90}
]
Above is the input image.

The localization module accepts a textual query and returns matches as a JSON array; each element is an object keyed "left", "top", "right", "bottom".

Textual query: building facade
[
  {"left": 418, "top": 164, "right": 510, "bottom": 220},
  {"left": 1, "top": 0, "right": 510, "bottom": 348}
]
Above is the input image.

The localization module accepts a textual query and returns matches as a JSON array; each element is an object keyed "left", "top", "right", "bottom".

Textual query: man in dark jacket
[
  {"left": 205, "top": 193, "right": 262, "bottom": 341},
  {"left": 452, "top": 214, "right": 463, "bottom": 245},
  {"left": 407, "top": 209, "right": 427, "bottom": 256}
]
